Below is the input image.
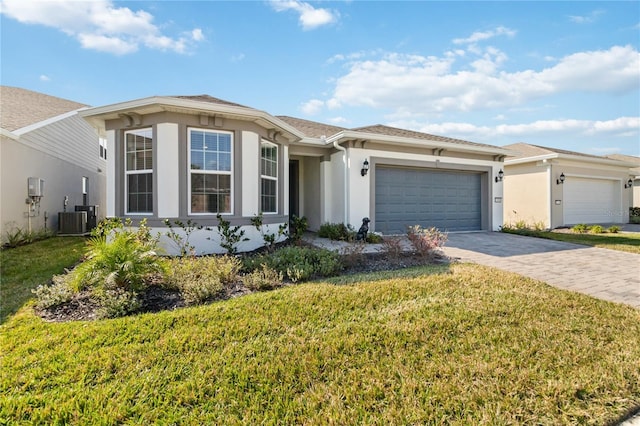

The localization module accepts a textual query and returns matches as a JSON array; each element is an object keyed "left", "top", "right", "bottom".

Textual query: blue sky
[{"left": 1, "top": 0, "right": 639, "bottom": 155}]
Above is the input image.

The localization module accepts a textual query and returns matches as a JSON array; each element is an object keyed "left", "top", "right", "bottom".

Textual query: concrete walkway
[{"left": 442, "top": 232, "right": 640, "bottom": 309}]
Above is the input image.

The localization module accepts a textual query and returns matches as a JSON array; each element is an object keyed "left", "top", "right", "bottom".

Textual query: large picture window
[
  {"left": 189, "top": 129, "right": 232, "bottom": 214},
  {"left": 260, "top": 141, "right": 278, "bottom": 213},
  {"left": 125, "top": 128, "right": 153, "bottom": 214}
]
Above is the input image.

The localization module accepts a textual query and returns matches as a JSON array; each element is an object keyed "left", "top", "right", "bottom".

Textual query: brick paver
[{"left": 443, "top": 232, "right": 640, "bottom": 309}]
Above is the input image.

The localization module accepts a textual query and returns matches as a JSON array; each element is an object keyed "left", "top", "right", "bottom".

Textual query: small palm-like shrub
[
  {"left": 607, "top": 225, "right": 621, "bottom": 234},
  {"left": 588, "top": 225, "right": 604, "bottom": 234}
]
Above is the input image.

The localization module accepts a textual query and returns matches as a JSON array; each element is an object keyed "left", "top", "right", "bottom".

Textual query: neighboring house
[
  {"left": 503, "top": 143, "right": 636, "bottom": 228},
  {"left": 606, "top": 154, "right": 640, "bottom": 207},
  {"left": 0, "top": 86, "right": 106, "bottom": 239},
  {"left": 80, "top": 94, "right": 510, "bottom": 254}
]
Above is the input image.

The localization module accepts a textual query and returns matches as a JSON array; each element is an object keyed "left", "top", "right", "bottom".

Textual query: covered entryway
[
  {"left": 375, "top": 166, "right": 483, "bottom": 234},
  {"left": 563, "top": 177, "right": 621, "bottom": 224}
]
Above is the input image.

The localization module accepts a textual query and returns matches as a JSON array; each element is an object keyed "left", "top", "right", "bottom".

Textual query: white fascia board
[
  {"left": 79, "top": 97, "right": 305, "bottom": 141},
  {"left": 293, "top": 137, "right": 329, "bottom": 147},
  {"left": 326, "top": 130, "right": 512, "bottom": 157},
  {"left": 505, "top": 153, "right": 637, "bottom": 168},
  {"left": 13, "top": 108, "right": 86, "bottom": 136},
  {"left": 0, "top": 128, "right": 19, "bottom": 140}
]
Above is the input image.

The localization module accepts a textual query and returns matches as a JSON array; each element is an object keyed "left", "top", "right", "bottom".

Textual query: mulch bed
[{"left": 34, "top": 250, "right": 450, "bottom": 323}]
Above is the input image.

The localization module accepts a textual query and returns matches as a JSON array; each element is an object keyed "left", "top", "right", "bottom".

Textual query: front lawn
[
  {"left": 0, "top": 236, "right": 85, "bottom": 323},
  {"left": 503, "top": 229, "right": 640, "bottom": 254},
  {"left": 2, "top": 264, "right": 639, "bottom": 424}
]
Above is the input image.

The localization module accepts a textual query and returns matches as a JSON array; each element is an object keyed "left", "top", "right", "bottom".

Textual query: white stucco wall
[
  {"left": 106, "top": 129, "right": 116, "bottom": 217},
  {"left": 156, "top": 123, "right": 180, "bottom": 218},
  {"left": 343, "top": 147, "right": 504, "bottom": 232},
  {"left": 241, "top": 131, "right": 259, "bottom": 217}
]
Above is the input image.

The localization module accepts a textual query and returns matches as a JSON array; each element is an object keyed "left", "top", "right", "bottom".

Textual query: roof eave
[
  {"left": 506, "top": 152, "right": 637, "bottom": 168},
  {"left": 327, "top": 130, "right": 512, "bottom": 157},
  {"left": 80, "top": 96, "right": 305, "bottom": 141},
  {"left": 1, "top": 128, "right": 19, "bottom": 140}
]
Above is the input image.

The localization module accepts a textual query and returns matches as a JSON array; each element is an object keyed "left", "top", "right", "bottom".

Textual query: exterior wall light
[
  {"left": 495, "top": 169, "right": 504, "bottom": 183},
  {"left": 361, "top": 159, "right": 370, "bottom": 176},
  {"left": 556, "top": 173, "right": 565, "bottom": 185},
  {"left": 625, "top": 178, "right": 633, "bottom": 189}
]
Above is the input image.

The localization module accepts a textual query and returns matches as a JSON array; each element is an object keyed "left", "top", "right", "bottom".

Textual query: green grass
[
  {"left": 504, "top": 229, "right": 640, "bottom": 254},
  {"left": 0, "top": 237, "right": 86, "bottom": 323},
  {"left": 2, "top": 264, "right": 639, "bottom": 424}
]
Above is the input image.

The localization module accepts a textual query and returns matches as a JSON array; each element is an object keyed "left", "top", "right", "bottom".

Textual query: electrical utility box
[{"left": 28, "top": 177, "right": 44, "bottom": 197}]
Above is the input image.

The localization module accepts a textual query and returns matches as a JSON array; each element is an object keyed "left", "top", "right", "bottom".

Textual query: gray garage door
[{"left": 375, "top": 166, "right": 482, "bottom": 234}]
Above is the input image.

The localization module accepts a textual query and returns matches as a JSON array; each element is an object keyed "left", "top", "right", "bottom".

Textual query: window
[
  {"left": 260, "top": 141, "right": 278, "bottom": 213},
  {"left": 125, "top": 128, "right": 153, "bottom": 214},
  {"left": 82, "top": 176, "right": 88, "bottom": 205},
  {"left": 189, "top": 129, "right": 232, "bottom": 214},
  {"left": 99, "top": 138, "right": 107, "bottom": 160}
]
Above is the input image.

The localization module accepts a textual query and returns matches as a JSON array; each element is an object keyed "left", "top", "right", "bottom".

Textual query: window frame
[
  {"left": 187, "top": 128, "right": 234, "bottom": 216},
  {"left": 124, "top": 128, "right": 154, "bottom": 215},
  {"left": 260, "top": 140, "right": 278, "bottom": 214}
]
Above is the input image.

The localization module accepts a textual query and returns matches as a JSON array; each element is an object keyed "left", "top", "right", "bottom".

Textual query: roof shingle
[
  {"left": 276, "top": 116, "right": 347, "bottom": 138},
  {"left": 1, "top": 86, "right": 87, "bottom": 132}
]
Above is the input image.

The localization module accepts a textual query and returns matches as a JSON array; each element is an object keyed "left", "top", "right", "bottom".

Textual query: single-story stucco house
[
  {"left": 503, "top": 143, "right": 636, "bottom": 229},
  {"left": 0, "top": 86, "right": 106, "bottom": 239},
  {"left": 80, "top": 94, "right": 511, "bottom": 254},
  {"left": 606, "top": 154, "right": 640, "bottom": 208}
]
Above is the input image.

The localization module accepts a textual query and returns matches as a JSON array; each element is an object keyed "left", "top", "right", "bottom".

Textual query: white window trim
[
  {"left": 188, "top": 127, "right": 234, "bottom": 216},
  {"left": 260, "top": 140, "right": 278, "bottom": 214},
  {"left": 124, "top": 128, "right": 153, "bottom": 215}
]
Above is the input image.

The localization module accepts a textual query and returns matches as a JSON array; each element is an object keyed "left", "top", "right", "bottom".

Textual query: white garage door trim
[{"left": 563, "top": 176, "right": 622, "bottom": 224}]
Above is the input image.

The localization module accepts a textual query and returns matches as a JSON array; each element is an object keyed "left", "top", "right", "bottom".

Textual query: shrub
[
  {"left": 32, "top": 273, "right": 75, "bottom": 309},
  {"left": 366, "top": 233, "right": 384, "bottom": 244},
  {"left": 318, "top": 222, "right": 354, "bottom": 241},
  {"left": 215, "top": 214, "right": 248, "bottom": 255},
  {"left": 406, "top": 225, "right": 448, "bottom": 258},
  {"left": 607, "top": 225, "right": 621, "bottom": 234},
  {"left": 288, "top": 215, "right": 308, "bottom": 243},
  {"left": 72, "top": 220, "right": 166, "bottom": 294},
  {"left": 588, "top": 225, "right": 604, "bottom": 234},
  {"left": 163, "top": 219, "right": 203, "bottom": 257},
  {"left": 164, "top": 256, "right": 240, "bottom": 305},
  {"left": 243, "top": 264, "right": 283, "bottom": 291},
  {"left": 251, "top": 213, "right": 288, "bottom": 252},
  {"left": 630, "top": 207, "right": 640, "bottom": 224},
  {"left": 244, "top": 246, "right": 342, "bottom": 282},
  {"left": 381, "top": 236, "right": 404, "bottom": 261},
  {"left": 571, "top": 224, "right": 588, "bottom": 234},
  {"left": 340, "top": 241, "right": 366, "bottom": 268},
  {"left": 95, "top": 287, "right": 141, "bottom": 319},
  {"left": 2, "top": 224, "right": 54, "bottom": 249}
]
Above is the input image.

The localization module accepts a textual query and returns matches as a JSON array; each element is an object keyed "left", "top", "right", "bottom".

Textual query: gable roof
[
  {"left": 0, "top": 86, "right": 87, "bottom": 132},
  {"left": 169, "top": 94, "right": 249, "bottom": 109},
  {"left": 504, "top": 142, "right": 637, "bottom": 168},
  {"left": 352, "top": 124, "right": 500, "bottom": 150},
  {"left": 607, "top": 154, "right": 640, "bottom": 175},
  {"left": 80, "top": 95, "right": 305, "bottom": 141},
  {"left": 276, "top": 116, "right": 347, "bottom": 138}
]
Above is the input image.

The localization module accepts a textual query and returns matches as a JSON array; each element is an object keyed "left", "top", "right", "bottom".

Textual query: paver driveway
[{"left": 442, "top": 232, "right": 640, "bottom": 309}]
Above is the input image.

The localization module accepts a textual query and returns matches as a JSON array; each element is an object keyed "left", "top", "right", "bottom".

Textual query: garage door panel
[
  {"left": 564, "top": 177, "right": 620, "bottom": 224},
  {"left": 375, "top": 166, "right": 482, "bottom": 234}
]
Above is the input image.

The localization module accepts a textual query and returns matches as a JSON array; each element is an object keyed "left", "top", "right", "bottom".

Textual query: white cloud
[
  {"left": 231, "top": 53, "right": 246, "bottom": 62},
  {"left": 300, "top": 99, "right": 324, "bottom": 115},
  {"left": 389, "top": 117, "right": 640, "bottom": 142},
  {"left": 191, "top": 28, "right": 204, "bottom": 41},
  {"left": 453, "top": 26, "right": 516, "bottom": 45},
  {"left": 569, "top": 10, "right": 604, "bottom": 24},
  {"left": 269, "top": 0, "right": 338, "bottom": 30},
  {"left": 0, "top": 0, "right": 203, "bottom": 55},
  {"left": 39, "top": 74, "right": 50, "bottom": 82},
  {"left": 314, "top": 45, "right": 639, "bottom": 116},
  {"left": 328, "top": 116, "right": 348, "bottom": 124}
]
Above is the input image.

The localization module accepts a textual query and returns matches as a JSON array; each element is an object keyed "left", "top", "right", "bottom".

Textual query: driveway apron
[{"left": 442, "top": 232, "right": 640, "bottom": 309}]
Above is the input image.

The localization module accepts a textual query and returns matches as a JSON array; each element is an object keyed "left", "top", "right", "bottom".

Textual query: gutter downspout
[{"left": 332, "top": 139, "right": 349, "bottom": 225}]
